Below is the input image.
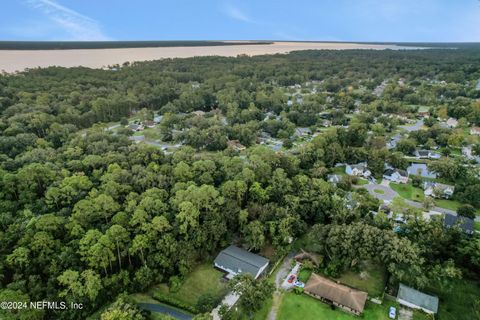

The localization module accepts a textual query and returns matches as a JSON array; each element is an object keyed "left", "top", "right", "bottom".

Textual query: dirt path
[
  {"left": 267, "top": 252, "right": 296, "bottom": 320},
  {"left": 267, "top": 291, "right": 282, "bottom": 320}
]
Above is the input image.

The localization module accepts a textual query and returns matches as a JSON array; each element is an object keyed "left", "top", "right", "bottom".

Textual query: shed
[{"left": 397, "top": 283, "right": 439, "bottom": 314}]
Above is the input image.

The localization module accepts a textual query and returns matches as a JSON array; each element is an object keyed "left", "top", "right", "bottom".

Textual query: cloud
[
  {"left": 25, "top": 0, "right": 111, "bottom": 40},
  {"left": 222, "top": 3, "right": 253, "bottom": 23}
]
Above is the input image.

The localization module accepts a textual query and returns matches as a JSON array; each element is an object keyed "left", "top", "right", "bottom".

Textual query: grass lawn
[
  {"left": 475, "top": 221, "right": 480, "bottom": 232},
  {"left": 356, "top": 178, "right": 369, "bottom": 185},
  {"left": 428, "top": 278, "right": 480, "bottom": 320},
  {"left": 148, "top": 263, "right": 227, "bottom": 308},
  {"left": 238, "top": 297, "right": 273, "bottom": 320},
  {"left": 374, "top": 189, "right": 385, "bottom": 195},
  {"left": 390, "top": 182, "right": 425, "bottom": 202},
  {"left": 297, "top": 268, "right": 312, "bottom": 283},
  {"left": 277, "top": 293, "right": 430, "bottom": 320},
  {"left": 332, "top": 166, "right": 347, "bottom": 175},
  {"left": 333, "top": 261, "right": 387, "bottom": 298}
]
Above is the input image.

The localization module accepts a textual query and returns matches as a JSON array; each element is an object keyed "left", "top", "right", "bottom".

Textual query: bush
[
  {"left": 293, "top": 286, "right": 304, "bottom": 294},
  {"left": 196, "top": 293, "right": 222, "bottom": 313},
  {"left": 152, "top": 292, "right": 198, "bottom": 314},
  {"left": 457, "top": 204, "right": 476, "bottom": 219},
  {"left": 168, "top": 276, "right": 183, "bottom": 293}
]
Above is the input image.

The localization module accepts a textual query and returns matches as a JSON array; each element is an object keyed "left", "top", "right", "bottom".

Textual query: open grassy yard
[
  {"left": 148, "top": 263, "right": 227, "bottom": 308},
  {"left": 333, "top": 261, "right": 387, "bottom": 298},
  {"left": 332, "top": 166, "right": 347, "bottom": 175},
  {"left": 475, "top": 221, "right": 480, "bottom": 232},
  {"left": 428, "top": 278, "right": 480, "bottom": 320},
  {"left": 390, "top": 182, "right": 425, "bottom": 202},
  {"left": 277, "top": 293, "right": 430, "bottom": 320}
]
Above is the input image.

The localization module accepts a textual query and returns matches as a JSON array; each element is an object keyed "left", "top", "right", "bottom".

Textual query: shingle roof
[
  {"left": 214, "top": 245, "right": 269, "bottom": 278},
  {"left": 397, "top": 284, "right": 439, "bottom": 313},
  {"left": 444, "top": 214, "right": 474, "bottom": 234},
  {"left": 304, "top": 274, "right": 368, "bottom": 313}
]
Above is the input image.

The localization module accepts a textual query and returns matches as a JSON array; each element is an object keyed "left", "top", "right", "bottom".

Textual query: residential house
[
  {"left": 294, "top": 127, "right": 312, "bottom": 138},
  {"left": 227, "top": 140, "right": 246, "bottom": 152},
  {"left": 383, "top": 169, "right": 409, "bottom": 184},
  {"left": 397, "top": 284, "right": 439, "bottom": 314},
  {"left": 345, "top": 163, "right": 371, "bottom": 178},
  {"left": 143, "top": 120, "right": 155, "bottom": 128},
  {"left": 470, "top": 127, "right": 480, "bottom": 136},
  {"left": 214, "top": 245, "right": 269, "bottom": 279},
  {"left": 462, "top": 145, "right": 480, "bottom": 163},
  {"left": 327, "top": 174, "right": 343, "bottom": 185},
  {"left": 304, "top": 273, "right": 368, "bottom": 316},
  {"left": 127, "top": 123, "right": 144, "bottom": 132},
  {"left": 418, "top": 111, "right": 430, "bottom": 118},
  {"left": 191, "top": 110, "right": 205, "bottom": 117},
  {"left": 443, "top": 214, "right": 474, "bottom": 235},
  {"left": 407, "top": 163, "right": 437, "bottom": 178},
  {"left": 446, "top": 117, "right": 458, "bottom": 128},
  {"left": 423, "top": 182, "right": 455, "bottom": 199},
  {"left": 415, "top": 149, "right": 441, "bottom": 160},
  {"left": 386, "top": 134, "right": 401, "bottom": 150}
]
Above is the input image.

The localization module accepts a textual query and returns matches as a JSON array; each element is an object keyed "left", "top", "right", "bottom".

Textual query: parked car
[
  {"left": 293, "top": 280, "right": 304, "bottom": 288},
  {"left": 287, "top": 275, "right": 296, "bottom": 283},
  {"left": 389, "top": 306, "right": 396, "bottom": 319}
]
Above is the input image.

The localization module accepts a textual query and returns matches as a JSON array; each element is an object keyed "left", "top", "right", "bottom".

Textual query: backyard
[
  {"left": 390, "top": 182, "right": 424, "bottom": 202},
  {"left": 147, "top": 263, "right": 227, "bottom": 311},
  {"left": 277, "top": 292, "right": 431, "bottom": 320},
  {"left": 332, "top": 261, "right": 387, "bottom": 298}
]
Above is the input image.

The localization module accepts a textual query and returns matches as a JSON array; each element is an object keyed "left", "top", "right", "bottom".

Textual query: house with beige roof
[{"left": 304, "top": 273, "right": 368, "bottom": 315}]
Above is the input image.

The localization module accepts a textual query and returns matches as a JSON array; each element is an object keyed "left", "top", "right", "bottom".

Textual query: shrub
[
  {"left": 168, "top": 276, "right": 183, "bottom": 293},
  {"left": 152, "top": 292, "right": 198, "bottom": 314},
  {"left": 196, "top": 293, "right": 222, "bottom": 313}
]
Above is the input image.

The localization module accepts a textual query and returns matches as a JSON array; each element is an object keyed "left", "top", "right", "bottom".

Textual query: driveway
[
  {"left": 281, "top": 262, "right": 301, "bottom": 290},
  {"left": 399, "top": 119, "right": 424, "bottom": 132},
  {"left": 361, "top": 182, "right": 399, "bottom": 202},
  {"left": 211, "top": 292, "right": 240, "bottom": 320}
]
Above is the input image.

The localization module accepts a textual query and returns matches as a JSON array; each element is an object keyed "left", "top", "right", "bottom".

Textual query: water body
[
  {"left": 0, "top": 41, "right": 423, "bottom": 73},
  {"left": 137, "top": 303, "right": 192, "bottom": 320}
]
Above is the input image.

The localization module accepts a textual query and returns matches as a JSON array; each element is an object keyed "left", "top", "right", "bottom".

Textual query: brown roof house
[
  {"left": 227, "top": 140, "right": 246, "bottom": 152},
  {"left": 304, "top": 273, "right": 368, "bottom": 315}
]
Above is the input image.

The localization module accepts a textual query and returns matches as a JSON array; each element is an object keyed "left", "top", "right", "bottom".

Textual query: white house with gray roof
[{"left": 214, "top": 245, "right": 269, "bottom": 280}]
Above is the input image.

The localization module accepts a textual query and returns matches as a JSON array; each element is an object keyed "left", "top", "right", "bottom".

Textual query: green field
[
  {"left": 277, "top": 292, "right": 430, "bottom": 320},
  {"left": 390, "top": 183, "right": 425, "bottom": 202},
  {"left": 428, "top": 278, "right": 480, "bottom": 320},
  {"left": 334, "top": 261, "right": 387, "bottom": 298},
  {"left": 475, "top": 221, "right": 480, "bottom": 231},
  {"left": 148, "top": 263, "right": 227, "bottom": 308}
]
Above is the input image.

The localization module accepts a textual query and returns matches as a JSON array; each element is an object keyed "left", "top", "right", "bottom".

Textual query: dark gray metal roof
[
  {"left": 214, "top": 245, "right": 269, "bottom": 277},
  {"left": 398, "top": 284, "right": 439, "bottom": 313}
]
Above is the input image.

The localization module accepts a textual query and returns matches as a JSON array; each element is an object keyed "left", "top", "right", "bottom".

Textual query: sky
[{"left": 0, "top": 0, "right": 479, "bottom": 42}]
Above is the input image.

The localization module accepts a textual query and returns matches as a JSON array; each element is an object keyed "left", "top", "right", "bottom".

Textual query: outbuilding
[{"left": 397, "top": 284, "right": 439, "bottom": 314}]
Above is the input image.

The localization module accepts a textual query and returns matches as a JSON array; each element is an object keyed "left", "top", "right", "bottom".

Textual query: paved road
[
  {"left": 359, "top": 180, "right": 480, "bottom": 222},
  {"left": 399, "top": 119, "right": 424, "bottom": 132},
  {"left": 138, "top": 303, "right": 192, "bottom": 320}
]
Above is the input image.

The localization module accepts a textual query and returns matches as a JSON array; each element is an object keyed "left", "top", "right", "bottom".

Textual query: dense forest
[{"left": 1, "top": 48, "right": 480, "bottom": 319}]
